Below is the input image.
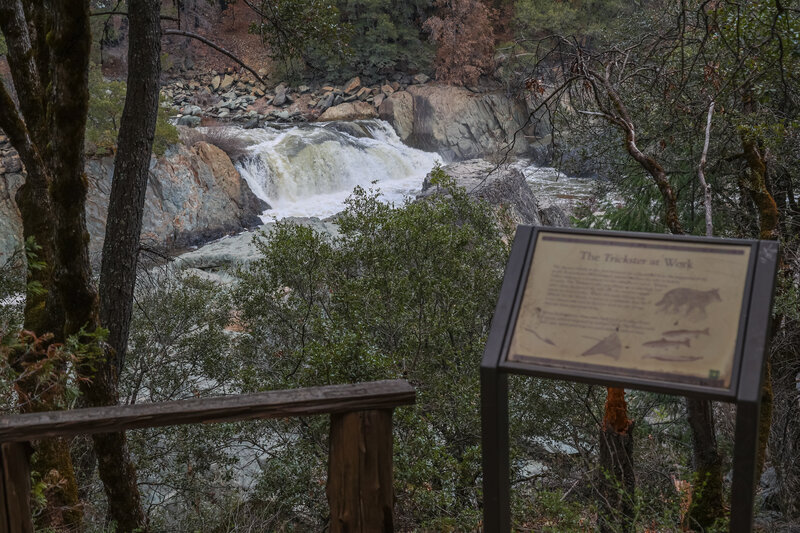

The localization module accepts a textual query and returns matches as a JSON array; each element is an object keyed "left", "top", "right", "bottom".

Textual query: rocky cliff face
[
  {"left": 0, "top": 139, "right": 267, "bottom": 262},
  {"left": 379, "top": 85, "right": 531, "bottom": 162}
]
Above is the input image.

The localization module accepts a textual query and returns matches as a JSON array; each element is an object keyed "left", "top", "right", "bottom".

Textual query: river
[{"left": 223, "top": 119, "right": 593, "bottom": 221}]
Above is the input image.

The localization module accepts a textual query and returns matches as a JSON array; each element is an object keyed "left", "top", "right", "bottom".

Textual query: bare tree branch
[
  {"left": 162, "top": 29, "right": 266, "bottom": 86},
  {"left": 698, "top": 100, "right": 715, "bottom": 236},
  {"left": 89, "top": 11, "right": 178, "bottom": 22}
]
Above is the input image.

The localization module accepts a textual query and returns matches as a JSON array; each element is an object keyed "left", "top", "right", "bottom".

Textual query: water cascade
[{"left": 234, "top": 120, "right": 441, "bottom": 220}]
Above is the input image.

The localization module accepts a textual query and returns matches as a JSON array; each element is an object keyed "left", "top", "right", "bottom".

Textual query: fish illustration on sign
[
  {"left": 523, "top": 326, "right": 556, "bottom": 347},
  {"left": 655, "top": 288, "right": 721, "bottom": 316},
  {"left": 581, "top": 332, "right": 622, "bottom": 360},
  {"left": 642, "top": 338, "right": 691, "bottom": 350},
  {"left": 643, "top": 354, "right": 703, "bottom": 362},
  {"left": 661, "top": 328, "right": 710, "bottom": 339}
]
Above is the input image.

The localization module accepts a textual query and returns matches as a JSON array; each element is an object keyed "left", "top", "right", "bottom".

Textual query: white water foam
[{"left": 233, "top": 120, "right": 442, "bottom": 220}]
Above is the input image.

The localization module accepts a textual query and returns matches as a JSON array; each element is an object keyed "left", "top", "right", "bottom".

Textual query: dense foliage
[
  {"left": 329, "top": 0, "right": 433, "bottom": 82},
  {"left": 514, "top": 0, "right": 647, "bottom": 41},
  {"left": 233, "top": 174, "right": 510, "bottom": 528},
  {"left": 89, "top": 177, "right": 729, "bottom": 531},
  {"left": 86, "top": 67, "right": 179, "bottom": 157},
  {"left": 509, "top": 0, "right": 799, "bottom": 527}
]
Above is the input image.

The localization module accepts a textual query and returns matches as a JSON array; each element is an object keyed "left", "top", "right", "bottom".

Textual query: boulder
[
  {"left": 381, "top": 84, "right": 395, "bottom": 96},
  {"left": 317, "top": 101, "right": 378, "bottom": 122},
  {"left": 539, "top": 205, "right": 571, "bottom": 227},
  {"left": 379, "top": 85, "right": 531, "bottom": 162},
  {"left": 192, "top": 142, "right": 266, "bottom": 219},
  {"left": 343, "top": 76, "right": 362, "bottom": 94},
  {"left": 412, "top": 73, "right": 430, "bottom": 84},
  {"left": 174, "top": 216, "right": 340, "bottom": 283},
  {"left": 90, "top": 144, "right": 269, "bottom": 255},
  {"left": 211, "top": 75, "right": 221, "bottom": 90},
  {"left": 0, "top": 171, "right": 24, "bottom": 262},
  {"left": 177, "top": 115, "right": 202, "bottom": 127},
  {"left": 220, "top": 74, "right": 234, "bottom": 90},
  {"left": 272, "top": 84, "right": 292, "bottom": 106},
  {"left": 316, "top": 92, "right": 335, "bottom": 111},
  {"left": 0, "top": 143, "right": 269, "bottom": 262},
  {"left": 356, "top": 87, "right": 371, "bottom": 100},
  {"left": 377, "top": 91, "right": 413, "bottom": 139},
  {"left": 418, "top": 159, "right": 543, "bottom": 226}
]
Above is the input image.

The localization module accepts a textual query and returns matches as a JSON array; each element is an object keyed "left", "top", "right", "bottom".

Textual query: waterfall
[{"left": 232, "top": 120, "right": 441, "bottom": 220}]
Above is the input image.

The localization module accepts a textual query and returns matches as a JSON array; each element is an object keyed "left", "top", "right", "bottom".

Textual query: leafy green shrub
[
  {"left": 234, "top": 172, "right": 511, "bottom": 528},
  {"left": 248, "top": 0, "right": 352, "bottom": 82},
  {"left": 88, "top": 174, "right": 709, "bottom": 530},
  {"left": 86, "top": 67, "right": 179, "bottom": 157},
  {"left": 113, "top": 269, "right": 241, "bottom": 530}
]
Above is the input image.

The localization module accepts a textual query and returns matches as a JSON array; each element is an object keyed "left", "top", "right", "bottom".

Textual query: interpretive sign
[
  {"left": 481, "top": 226, "right": 779, "bottom": 533},
  {"left": 505, "top": 232, "right": 753, "bottom": 395}
]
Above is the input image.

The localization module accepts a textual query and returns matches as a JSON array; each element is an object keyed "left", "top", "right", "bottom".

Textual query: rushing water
[
  {"left": 227, "top": 119, "right": 595, "bottom": 220},
  {"left": 234, "top": 120, "right": 442, "bottom": 220}
]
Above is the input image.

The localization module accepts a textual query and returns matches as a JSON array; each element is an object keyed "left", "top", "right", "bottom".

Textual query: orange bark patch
[{"left": 603, "top": 387, "right": 631, "bottom": 434}]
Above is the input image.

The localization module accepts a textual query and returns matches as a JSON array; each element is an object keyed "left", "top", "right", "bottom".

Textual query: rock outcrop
[
  {"left": 0, "top": 172, "right": 23, "bottom": 263},
  {"left": 419, "top": 159, "right": 569, "bottom": 227},
  {"left": 379, "top": 85, "right": 531, "bottom": 162},
  {"left": 0, "top": 141, "right": 267, "bottom": 262}
]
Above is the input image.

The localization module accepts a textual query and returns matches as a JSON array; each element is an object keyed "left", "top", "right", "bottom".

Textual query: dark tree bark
[
  {"left": 0, "top": 2, "right": 91, "bottom": 529},
  {"left": 598, "top": 387, "right": 635, "bottom": 533},
  {"left": 686, "top": 398, "right": 724, "bottom": 527},
  {"left": 741, "top": 133, "right": 779, "bottom": 488},
  {"left": 0, "top": 1, "right": 155, "bottom": 530},
  {"left": 79, "top": 2, "right": 163, "bottom": 531},
  {"left": 99, "top": 0, "right": 161, "bottom": 380}
]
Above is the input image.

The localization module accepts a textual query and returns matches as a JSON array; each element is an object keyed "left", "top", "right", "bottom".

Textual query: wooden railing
[{"left": 0, "top": 379, "right": 415, "bottom": 533}]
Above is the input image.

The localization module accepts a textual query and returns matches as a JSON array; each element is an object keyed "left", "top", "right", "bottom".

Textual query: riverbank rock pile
[
  {"left": 164, "top": 69, "right": 433, "bottom": 127},
  {"left": 164, "top": 69, "right": 534, "bottom": 163}
]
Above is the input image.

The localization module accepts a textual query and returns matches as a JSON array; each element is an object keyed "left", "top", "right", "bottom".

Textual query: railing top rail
[{"left": 0, "top": 380, "right": 415, "bottom": 442}]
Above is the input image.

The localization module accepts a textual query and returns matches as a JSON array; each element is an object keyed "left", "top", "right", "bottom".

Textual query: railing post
[
  {"left": 0, "top": 442, "right": 33, "bottom": 533},
  {"left": 327, "top": 409, "right": 394, "bottom": 533}
]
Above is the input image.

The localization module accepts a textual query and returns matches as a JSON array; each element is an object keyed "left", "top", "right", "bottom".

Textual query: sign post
[{"left": 481, "top": 226, "right": 779, "bottom": 532}]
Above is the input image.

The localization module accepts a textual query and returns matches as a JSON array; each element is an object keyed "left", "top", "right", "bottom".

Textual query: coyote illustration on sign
[{"left": 655, "top": 288, "right": 721, "bottom": 315}]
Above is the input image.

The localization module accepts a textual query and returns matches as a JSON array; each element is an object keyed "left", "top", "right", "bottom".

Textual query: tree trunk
[
  {"left": 597, "top": 387, "right": 635, "bottom": 533},
  {"left": 686, "top": 398, "right": 724, "bottom": 528},
  {"left": 0, "top": 2, "right": 91, "bottom": 529},
  {"left": 99, "top": 0, "right": 162, "bottom": 378},
  {"left": 0, "top": 1, "right": 156, "bottom": 529},
  {"left": 741, "top": 135, "right": 779, "bottom": 485},
  {"left": 83, "top": 1, "right": 163, "bottom": 531}
]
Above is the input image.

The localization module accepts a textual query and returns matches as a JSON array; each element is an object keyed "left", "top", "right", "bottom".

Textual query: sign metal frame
[{"left": 481, "top": 225, "right": 779, "bottom": 533}]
